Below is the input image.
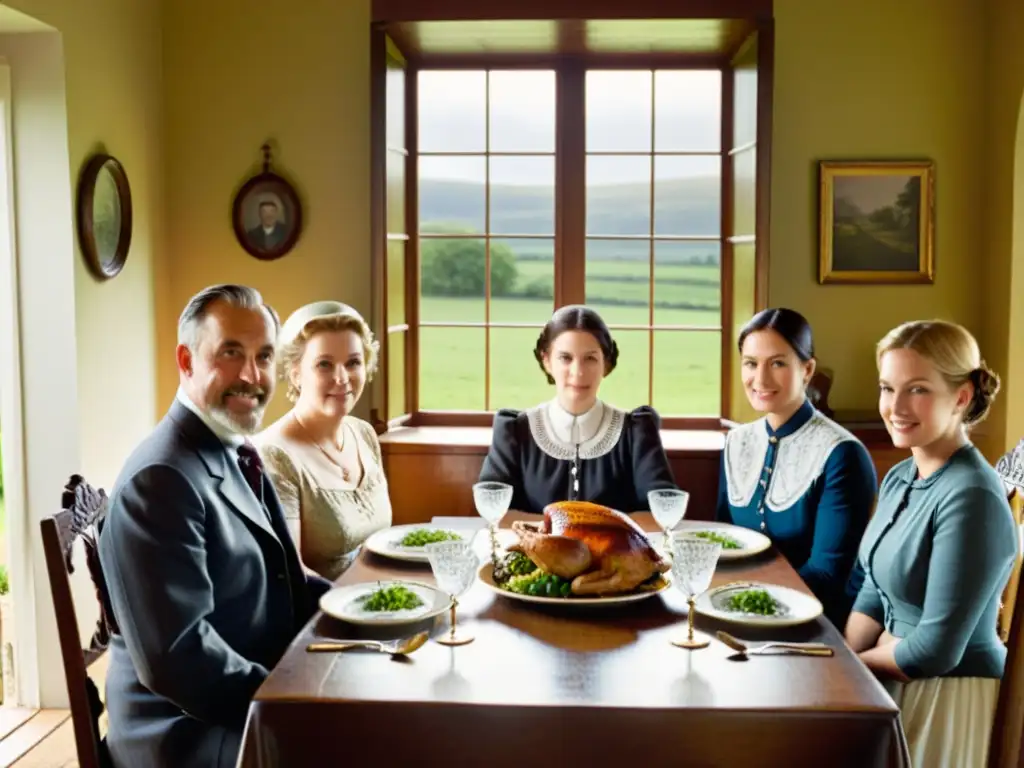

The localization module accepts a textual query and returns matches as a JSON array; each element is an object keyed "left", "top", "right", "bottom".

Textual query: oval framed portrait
[
  {"left": 232, "top": 170, "right": 302, "bottom": 261},
  {"left": 76, "top": 154, "right": 133, "bottom": 280}
]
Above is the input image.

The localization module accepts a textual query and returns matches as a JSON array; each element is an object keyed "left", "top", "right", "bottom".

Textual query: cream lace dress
[{"left": 255, "top": 416, "right": 392, "bottom": 581}]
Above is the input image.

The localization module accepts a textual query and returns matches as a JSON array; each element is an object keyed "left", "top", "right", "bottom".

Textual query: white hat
[{"left": 279, "top": 300, "right": 366, "bottom": 348}]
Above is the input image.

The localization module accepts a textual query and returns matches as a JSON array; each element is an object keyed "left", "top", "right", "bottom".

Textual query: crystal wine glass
[
  {"left": 425, "top": 539, "right": 479, "bottom": 646},
  {"left": 472, "top": 481, "right": 513, "bottom": 567},
  {"left": 648, "top": 488, "right": 690, "bottom": 551},
  {"left": 669, "top": 534, "right": 722, "bottom": 650}
]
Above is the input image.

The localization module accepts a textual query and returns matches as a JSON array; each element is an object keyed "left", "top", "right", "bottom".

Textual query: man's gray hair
[{"left": 177, "top": 284, "right": 281, "bottom": 350}]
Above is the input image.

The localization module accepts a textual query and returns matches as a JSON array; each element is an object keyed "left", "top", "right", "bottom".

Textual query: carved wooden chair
[
  {"left": 989, "top": 441, "right": 1024, "bottom": 766},
  {"left": 994, "top": 441, "right": 1024, "bottom": 643},
  {"left": 989, "top": 558, "right": 1024, "bottom": 768},
  {"left": 39, "top": 474, "right": 117, "bottom": 768}
]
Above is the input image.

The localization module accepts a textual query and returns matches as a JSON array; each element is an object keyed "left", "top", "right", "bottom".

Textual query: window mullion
[{"left": 555, "top": 61, "right": 586, "bottom": 307}]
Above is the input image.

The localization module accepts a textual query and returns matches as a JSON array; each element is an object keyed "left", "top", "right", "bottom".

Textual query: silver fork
[
  {"left": 717, "top": 630, "right": 834, "bottom": 656},
  {"left": 306, "top": 631, "right": 429, "bottom": 656}
]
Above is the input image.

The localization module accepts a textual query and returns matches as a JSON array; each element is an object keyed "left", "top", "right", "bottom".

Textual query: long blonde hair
[{"left": 876, "top": 320, "right": 1000, "bottom": 426}]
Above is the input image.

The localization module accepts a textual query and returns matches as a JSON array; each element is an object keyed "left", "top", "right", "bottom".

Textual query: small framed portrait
[
  {"left": 76, "top": 153, "right": 133, "bottom": 280},
  {"left": 818, "top": 160, "right": 935, "bottom": 285},
  {"left": 232, "top": 146, "right": 303, "bottom": 260}
]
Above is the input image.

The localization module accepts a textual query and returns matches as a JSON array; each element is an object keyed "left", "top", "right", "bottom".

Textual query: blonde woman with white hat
[{"left": 255, "top": 301, "right": 392, "bottom": 580}]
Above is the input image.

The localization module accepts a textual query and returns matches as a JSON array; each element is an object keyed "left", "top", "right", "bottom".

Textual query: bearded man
[{"left": 98, "top": 284, "right": 332, "bottom": 768}]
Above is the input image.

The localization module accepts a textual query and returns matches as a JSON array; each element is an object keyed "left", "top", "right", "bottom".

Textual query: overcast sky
[{"left": 417, "top": 69, "right": 721, "bottom": 185}]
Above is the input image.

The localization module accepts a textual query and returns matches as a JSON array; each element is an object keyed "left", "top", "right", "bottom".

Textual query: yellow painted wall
[
  {"left": 985, "top": 0, "right": 1024, "bottom": 454},
  {"left": 5, "top": 0, "right": 1018, "bottom": 465},
  {"left": 158, "top": 0, "right": 1006, "bottom": 443},
  {"left": 160, "top": 0, "right": 373, "bottom": 427},
  {"left": 7, "top": 0, "right": 165, "bottom": 488},
  {"left": 771, "top": 0, "right": 987, "bottom": 424}
]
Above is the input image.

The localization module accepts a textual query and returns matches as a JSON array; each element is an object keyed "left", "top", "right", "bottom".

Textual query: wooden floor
[
  {"left": 0, "top": 709, "right": 75, "bottom": 767},
  {"left": 0, "top": 653, "right": 109, "bottom": 767}
]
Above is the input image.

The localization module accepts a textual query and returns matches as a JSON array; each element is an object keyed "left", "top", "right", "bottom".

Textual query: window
[
  {"left": 415, "top": 66, "right": 723, "bottom": 418},
  {"left": 418, "top": 70, "right": 557, "bottom": 412},
  {"left": 371, "top": 22, "right": 770, "bottom": 430}
]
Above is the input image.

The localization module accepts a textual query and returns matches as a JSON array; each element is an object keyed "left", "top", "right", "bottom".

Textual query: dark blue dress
[{"left": 716, "top": 399, "right": 878, "bottom": 627}]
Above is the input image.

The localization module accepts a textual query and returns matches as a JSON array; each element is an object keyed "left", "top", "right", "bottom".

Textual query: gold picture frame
[{"left": 818, "top": 160, "right": 935, "bottom": 285}]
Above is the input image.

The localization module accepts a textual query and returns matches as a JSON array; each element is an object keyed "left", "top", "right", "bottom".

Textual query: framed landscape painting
[{"left": 818, "top": 160, "right": 935, "bottom": 284}]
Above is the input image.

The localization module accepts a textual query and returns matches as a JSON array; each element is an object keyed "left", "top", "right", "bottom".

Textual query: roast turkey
[{"left": 509, "top": 500, "right": 670, "bottom": 595}]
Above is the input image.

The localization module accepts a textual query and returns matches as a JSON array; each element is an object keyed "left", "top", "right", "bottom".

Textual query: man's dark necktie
[{"left": 237, "top": 442, "right": 264, "bottom": 502}]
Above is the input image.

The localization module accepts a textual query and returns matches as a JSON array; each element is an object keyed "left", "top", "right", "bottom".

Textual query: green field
[{"left": 416, "top": 296, "right": 721, "bottom": 415}]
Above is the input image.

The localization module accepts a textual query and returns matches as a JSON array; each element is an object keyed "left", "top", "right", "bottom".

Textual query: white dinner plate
[
  {"left": 477, "top": 562, "right": 672, "bottom": 607},
  {"left": 654, "top": 522, "right": 772, "bottom": 562},
  {"left": 318, "top": 580, "right": 451, "bottom": 626},
  {"left": 694, "top": 580, "right": 823, "bottom": 627},
  {"left": 364, "top": 523, "right": 517, "bottom": 563}
]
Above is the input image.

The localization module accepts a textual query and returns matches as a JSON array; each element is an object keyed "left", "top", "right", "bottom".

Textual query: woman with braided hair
[{"left": 478, "top": 305, "right": 678, "bottom": 514}]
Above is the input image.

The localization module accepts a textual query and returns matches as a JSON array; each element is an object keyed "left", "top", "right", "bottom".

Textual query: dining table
[{"left": 238, "top": 512, "right": 910, "bottom": 767}]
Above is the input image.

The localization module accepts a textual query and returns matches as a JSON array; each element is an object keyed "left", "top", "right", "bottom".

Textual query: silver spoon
[
  {"left": 306, "top": 630, "right": 430, "bottom": 656},
  {"left": 716, "top": 630, "right": 833, "bottom": 657}
]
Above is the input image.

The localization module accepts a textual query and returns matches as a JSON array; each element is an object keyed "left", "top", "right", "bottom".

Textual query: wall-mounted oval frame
[
  {"left": 76, "top": 153, "right": 133, "bottom": 280},
  {"left": 232, "top": 143, "right": 303, "bottom": 261}
]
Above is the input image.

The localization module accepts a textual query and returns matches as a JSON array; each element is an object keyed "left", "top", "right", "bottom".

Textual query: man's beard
[{"left": 209, "top": 385, "right": 267, "bottom": 435}]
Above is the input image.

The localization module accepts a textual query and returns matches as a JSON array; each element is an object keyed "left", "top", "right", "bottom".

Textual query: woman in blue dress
[
  {"left": 716, "top": 308, "right": 878, "bottom": 627},
  {"left": 846, "top": 320, "right": 1017, "bottom": 766}
]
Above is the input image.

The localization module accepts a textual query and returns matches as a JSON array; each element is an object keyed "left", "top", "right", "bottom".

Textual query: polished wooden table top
[{"left": 257, "top": 513, "right": 898, "bottom": 716}]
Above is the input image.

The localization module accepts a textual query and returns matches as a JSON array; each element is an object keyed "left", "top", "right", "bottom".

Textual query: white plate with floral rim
[
  {"left": 694, "top": 581, "right": 823, "bottom": 627},
  {"left": 364, "top": 523, "right": 517, "bottom": 563},
  {"left": 318, "top": 580, "right": 452, "bottom": 626},
  {"left": 476, "top": 562, "right": 672, "bottom": 607},
  {"left": 653, "top": 522, "right": 772, "bottom": 562}
]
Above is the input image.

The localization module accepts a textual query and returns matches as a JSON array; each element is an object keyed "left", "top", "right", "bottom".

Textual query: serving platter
[
  {"left": 319, "top": 580, "right": 452, "bottom": 626},
  {"left": 694, "top": 580, "right": 823, "bottom": 627},
  {"left": 477, "top": 562, "right": 671, "bottom": 607}
]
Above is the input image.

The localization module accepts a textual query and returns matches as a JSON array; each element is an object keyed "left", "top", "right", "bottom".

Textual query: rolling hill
[{"left": 419, "top": 176, "right": 721, "bottom": 262}]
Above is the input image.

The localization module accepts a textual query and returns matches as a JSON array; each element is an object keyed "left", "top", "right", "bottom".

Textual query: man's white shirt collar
[{"left": 176, "top": 387, "right": 245, "bottom": 448}]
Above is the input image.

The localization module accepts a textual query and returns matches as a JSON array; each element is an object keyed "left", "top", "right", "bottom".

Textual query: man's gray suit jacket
[{"left": 98, "top": 400, "right": 331, "bottom": 768}]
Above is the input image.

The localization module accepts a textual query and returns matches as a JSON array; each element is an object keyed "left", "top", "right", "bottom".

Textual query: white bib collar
[
  {"left": 526, "top": 398, "right": 625, "bottom": 460},
  {"left": 545, "top": 399, "right": 605, "bottom": 444}
]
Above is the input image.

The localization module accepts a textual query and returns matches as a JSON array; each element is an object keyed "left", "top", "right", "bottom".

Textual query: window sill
[{"left": 378, "top": 425, "right": 725, "bottom": 457}]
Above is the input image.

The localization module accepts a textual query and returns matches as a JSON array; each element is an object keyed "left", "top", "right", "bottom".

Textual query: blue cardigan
[
  {"left": 716, "top": 400, "right": 878, "bottom": 627},
  {"left": 852, "top": 444, "right": 1018, "bottom": 678}
]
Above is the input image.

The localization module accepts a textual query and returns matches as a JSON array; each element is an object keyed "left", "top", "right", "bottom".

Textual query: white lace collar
[
  {"left": 526, "top": 399, "right": 626, "bottom": 460},
  {"left": 723, "top": 410, "right": 857, "bottom": 511}
]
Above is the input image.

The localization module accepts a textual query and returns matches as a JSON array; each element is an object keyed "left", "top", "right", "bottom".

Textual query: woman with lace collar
[
  {"left": 716, "top": 308, "right": 877, "bottom": 628},
  {"left": 478, "top": 305, "right": 677, "bottom": 514}
]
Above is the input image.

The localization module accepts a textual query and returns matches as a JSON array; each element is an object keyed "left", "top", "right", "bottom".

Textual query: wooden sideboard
[{"left": 379, "top": 424, "right": 910, "bottom": 525}]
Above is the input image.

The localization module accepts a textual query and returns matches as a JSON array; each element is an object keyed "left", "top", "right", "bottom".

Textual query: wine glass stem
[
  {"left": 449, "top": 597, "right": 458, "bottom": 638},
  {"left": 687, "top": 596, "right": 696, "bottom": 641},
  {"left": 489, "top": 523, "right": 499, "bottom": 567}
]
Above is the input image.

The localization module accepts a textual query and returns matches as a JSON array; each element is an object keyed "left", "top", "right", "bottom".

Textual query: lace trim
[
  {"left": 725, "top": 412, "right": 857, "bottom": 512},
  {"left": 724, "top": 420, "right": 768, "bottom": 508},
  {"left": 526, "top": 403, "right": 625, "bottom": 460}
]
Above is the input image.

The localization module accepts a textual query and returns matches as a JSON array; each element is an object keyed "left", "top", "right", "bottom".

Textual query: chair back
[
  {"left": 995, "top": 441, "right": 1024, "bottom": 643},
  {"left": 989, "top": 563, "right": 1024, "bottom": 767},
  {"left": 39, "top": 474, "right": 117, "bottom": 768}
]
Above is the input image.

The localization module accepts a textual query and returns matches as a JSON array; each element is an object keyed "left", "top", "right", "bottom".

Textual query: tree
[
  {"left": 894, "top": 177, "right": 920, "bottom": 235},
  {"left": 420, "top": 227, "right": 518, "bottom": 297}
]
